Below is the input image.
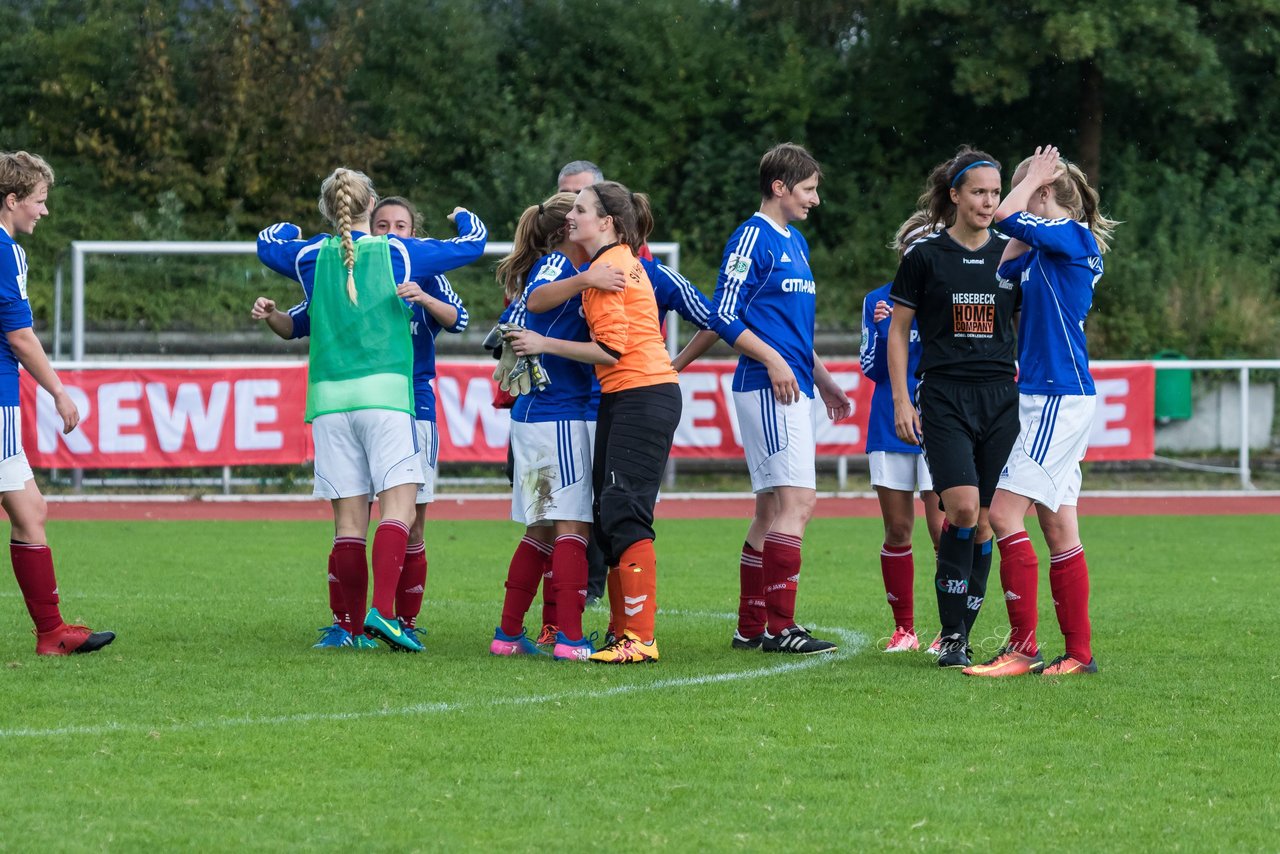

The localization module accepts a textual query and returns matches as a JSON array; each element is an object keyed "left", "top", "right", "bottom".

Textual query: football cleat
[
  {"left": 762, "top": 625, "right": 837, "bottom": 655},
  {"left": 353, "top": 634, "right": 382, "bottom": 650},
  {"left": 731, "top": 630, "right": 765, "bottom": 650},
  {"left": 589, "top": 630, "right": 658, "bottom": 664},
  {"left": 35, "top": 623, "right": 116, "bottom": 656},
  {"left": 552, "top": 631, "right": 596, "bottom": 661},
  {"left": 364, "top": 607, "right": 423, "bottom": 653},
  {"left": 1041, "top": 654, "right": 1099, "bottom": 676},
  {"left": 936, "top": 634, "right": 971, "bottom": 669},
  {"left": 313, "top": 624, "right": 354, "bottom": 649},
  {"left": 962, "top": 647, "right": 1044, "bottom": 677},
  {"left": 535, "top": 624, "right": 558, "bottom": 646},
  {"left": 490, "top": 627, "right": 546, "bottom": 657},
  {"left": 883, "top": 627, "right": 919, "bottom": 653}
]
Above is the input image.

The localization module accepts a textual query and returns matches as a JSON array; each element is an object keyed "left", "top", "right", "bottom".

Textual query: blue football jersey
[
  {"left": 641, "top": 258, "right": 713, "bottom": 331},
  {"left": 711, "top": 213, "right": 816, "bottom": 397},
  {"left": 995, "top": 213, "right": 1101, "bottom": 396},
  {"left": 859, "top": 283, "right": 923, "bottom": 455},
  {"left": 257, "top": 210, "right": 487, "bottom": 306},
  {"left": 0, "top": 227, "right": 34, "bottom": 406},
  {"left": 508, "top": 252, "right": 595, "bottom": 423}
]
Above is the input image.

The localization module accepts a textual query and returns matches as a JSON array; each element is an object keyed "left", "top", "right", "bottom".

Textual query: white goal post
[{"left": 58, "top": 240, "right": 684, "bottom": 362}]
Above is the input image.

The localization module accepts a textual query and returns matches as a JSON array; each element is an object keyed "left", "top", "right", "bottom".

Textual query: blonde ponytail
[{"left": 318, "top": 167, "right": 377, "bottom": 304}]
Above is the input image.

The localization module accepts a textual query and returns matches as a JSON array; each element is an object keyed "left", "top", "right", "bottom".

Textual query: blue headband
[{"left": 950, "top": 160, "right": 998, "bottom": 188}]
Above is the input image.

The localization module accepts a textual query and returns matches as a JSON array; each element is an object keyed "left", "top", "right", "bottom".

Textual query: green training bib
[{"left": 305, "top": 235, "right": 414, "bottom": 422}]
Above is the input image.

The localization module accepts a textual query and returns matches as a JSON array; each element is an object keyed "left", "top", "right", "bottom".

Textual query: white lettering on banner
[
  {"left": 1089, "top": 378, "right": 1130, "bottom": 447},
  {"left": 719, "top": 372, "right": 743, "bottom": 445},
  {"left": 36, "top": 386, "right": 93, "bottom": 453},
  {"left": 813, "top": 372, "right": 861, "bottom": 445},
  {"left": 674, "top": 372, "right": 722, "bottom": 448},
  {"left": 235, "top": 380, "right": 283, "bottom": 451},
  {"left": 438, "top": 376, "right": 510, "bottom": 448},
  {"left": 146, "top": 382, "right": 229, "bottom": 452},
  {"left": 99, "top": 382, "right": 146, "bottom": 453}
]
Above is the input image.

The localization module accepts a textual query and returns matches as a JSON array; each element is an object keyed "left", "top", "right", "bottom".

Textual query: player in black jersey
[{"left": 887, "top": 147, "right": 1021, "bottom": 669}]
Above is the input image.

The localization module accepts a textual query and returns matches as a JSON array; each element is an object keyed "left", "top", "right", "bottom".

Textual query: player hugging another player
[
  {"left": 257, "top": 168, "right": 485, "bottom": 652},
  {"left": 489, "top": 192, "right": 606, "bottom": 661},
  {"left": 506, "top": 181, "right": 680, "bottom": 664}
]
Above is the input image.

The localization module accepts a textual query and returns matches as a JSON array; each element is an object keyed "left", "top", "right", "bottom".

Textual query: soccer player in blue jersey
[
  {"left": 710, "top": 143, "right": 852, "bottom": 655},
  {"left": 257, "top": 169, "right": 486, "bottom": 652},
  {"left": 859, "top": 212, "right": 945, "bottom": 653},
  {"left": 489, "top": 193, "right": 604, "bottom": 660},
  {"left": 888, "top": 148, "right": 1018, "bottom": 669},
  {"left": 255, "top": 195, "right": 471, "bottom": 649},
  {"left": 966, "top": 146, "right": 1118, "bottom": 678},
  {"left": 0, "top": 151, "right": 115, "bottom": 656}
]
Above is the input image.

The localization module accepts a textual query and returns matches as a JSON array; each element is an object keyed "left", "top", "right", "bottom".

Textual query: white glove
[{"left": 494, "top": 343, "right": 519, "bottom": 390}]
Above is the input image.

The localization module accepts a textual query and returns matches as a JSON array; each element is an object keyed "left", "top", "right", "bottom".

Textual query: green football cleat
[
  {"left": 364, "top": 607, "right": 424, "bottom": 653},
  {"left": 352, "top": 634, "right": 381, "bottom": 650}
]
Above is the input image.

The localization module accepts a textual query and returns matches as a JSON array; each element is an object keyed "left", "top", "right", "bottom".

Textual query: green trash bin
[{"left": 1151, "top": 349, "right": 1192, "bottom": 422}]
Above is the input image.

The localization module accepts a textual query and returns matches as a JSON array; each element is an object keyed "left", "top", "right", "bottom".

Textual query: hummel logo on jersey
[
  {"left": 623, "top": 594, "right": 648, "bottom": 617},
  {"left": 1005, "top": 590, "right": 1021, "bottom": 601},
  {"left": 962, "top": 258, "right": 985, "bottom": 265},
  {"left": 780, "top": 252, "right": 791, "bottom": 263}
]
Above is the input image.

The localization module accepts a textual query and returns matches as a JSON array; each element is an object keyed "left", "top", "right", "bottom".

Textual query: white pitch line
[{"left": 0, "top": 620, "right": 866, "bottom": 741}]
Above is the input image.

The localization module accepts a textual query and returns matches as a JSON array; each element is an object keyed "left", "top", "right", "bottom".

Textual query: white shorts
[
  {"left": 732, "top": 390, "right": 816, "bottom": 493},
  {"left": 0, "top": 406, "right": 34, "bottom": 493},
  {"left": 415, "top": 420, "right": 438, "bottom": 505},
  {"left": 998, "top": 394, "right": 1096, "bottom": 512},
  {"left": 312, "top": 409, "right": 424, "bottom": 500},
  {"left": 510, "top": 419, "right": 594, "bottom": 526},
  {"left": 869, "top": 450, "right": 933, "bottom": 493}
]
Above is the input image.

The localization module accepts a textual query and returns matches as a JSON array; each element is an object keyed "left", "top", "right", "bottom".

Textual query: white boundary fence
[
  {"left": 47, "top": 241, "right": 1280, "bottom": 493},
  {"left": 57, "top": 239, "right": 684, "bottom": 361}
]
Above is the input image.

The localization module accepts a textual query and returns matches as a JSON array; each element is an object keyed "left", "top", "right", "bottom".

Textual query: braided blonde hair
[{"left": 318, "top": 167, "right": 376, "bottom": 304}]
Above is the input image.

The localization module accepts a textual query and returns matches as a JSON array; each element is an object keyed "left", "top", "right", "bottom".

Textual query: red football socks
[
  {"left": 737, "top": 541, "right": 766, "bottom": 638},
  {"left": 879, "top": 543, "right": 914, "bottom": 630},
  {"left": 397, "top": 541, "right": 428, "bottom": 629},
  {"left": 1050, "top": 545, "right": 1092, "bottom": 663},
  {"left": 997, "top": 531, "right": 1040, "bottom": 654},
  {"left": 762, "top": 531, "right": 802, "bottom": 634},
  {"left": 325, "top": 548, "right": 348, "bottom": 633},
  {"left": 552, "top": 533, "right": 589, "bottom": 641},
  {"left": 500, "top": 536, "right": 552, "bottom": 637},
  {"left": 331, "top": 537, "right": 367, "bottom": 635},
  {"left": 370, "top": 520, "right": 410, "bottom": 617},
  {"left": 11, "top": 541, "right": 63, "bottom": 634}
]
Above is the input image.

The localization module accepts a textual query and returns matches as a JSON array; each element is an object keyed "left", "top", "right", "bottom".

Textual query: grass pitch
[{"left": 1, "top": 515, "right": 1277, "bottom": 851}]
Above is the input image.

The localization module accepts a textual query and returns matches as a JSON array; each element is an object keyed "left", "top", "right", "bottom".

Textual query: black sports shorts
[{"left": 917, "top": 376, "right": 1019, "bottom": 506}]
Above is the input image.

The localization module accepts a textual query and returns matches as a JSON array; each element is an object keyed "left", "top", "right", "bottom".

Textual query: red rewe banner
[
  {"left": 1085, "top": 363, "right": 1155, "bottom": 461},
  {"left": 20, "top": 360, "right": 1155, "bottom": 468},
  {"left": 22, "top": 365, "right": 311, "bottom": 468}
]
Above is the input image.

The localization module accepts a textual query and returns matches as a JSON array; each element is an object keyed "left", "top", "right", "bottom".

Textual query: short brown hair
[
  {"left": 759, "top": 143, "right": 821, "bottom": 198},
  {"left": 0, "top": 151, "right": 55, "bottom": 201}
]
